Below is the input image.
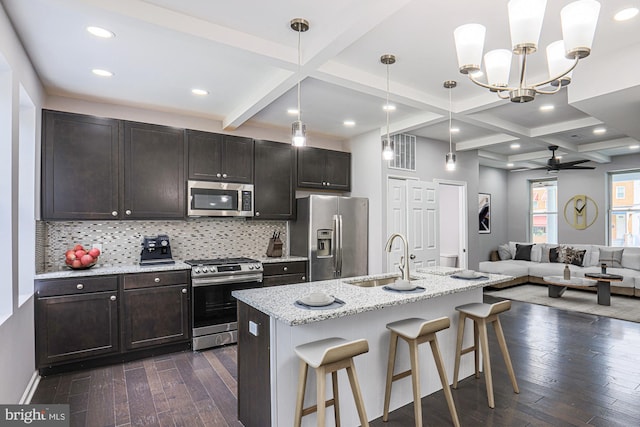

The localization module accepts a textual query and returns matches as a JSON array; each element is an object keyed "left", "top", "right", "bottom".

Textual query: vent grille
[{"left": 388, "top": 134, "right": 416, "bottom": 171}]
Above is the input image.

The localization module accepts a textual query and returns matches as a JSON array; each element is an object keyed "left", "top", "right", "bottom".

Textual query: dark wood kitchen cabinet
[
  {"left": 123, "top": 122, "right": 185, "bottom": 219},
  {"left": 35, "top": 275, "right": 120, "bottom": 369},
  {"left": 253, "top": 139, "right": 296, "bottom": 219},
  {"left": 42, "top": 110, "right": 121, "bottom": 220},
  {"left": 296, "top": 146, "right": 351, "bottom": 191},
  {"left": 187, "top": 130, "right": 254, "bottom": 183},
  {"left": 121, "top": 271, "right": 190, "bottom": 350},
  {"left": 262, "top": 260, "right": 307, "bottom": 286}
]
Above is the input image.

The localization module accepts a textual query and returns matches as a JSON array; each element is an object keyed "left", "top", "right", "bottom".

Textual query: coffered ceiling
[{"left": 2, "top": 0, "right": 639, "bottom": 169}]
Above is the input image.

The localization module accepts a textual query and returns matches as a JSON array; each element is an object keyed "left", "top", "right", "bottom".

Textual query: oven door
[{"left": 192, "top": 275, "right": 262, "bottom": 335}]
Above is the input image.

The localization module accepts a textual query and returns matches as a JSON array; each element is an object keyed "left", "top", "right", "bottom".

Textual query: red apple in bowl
[{"left": 65, "top": 244, "right": 99, "bottom": 269}]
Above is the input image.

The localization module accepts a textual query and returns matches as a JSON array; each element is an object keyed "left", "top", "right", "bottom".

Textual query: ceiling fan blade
[
  {"left": 558, "top": 159, "right": 590, "bottom": 167},
  {"left": 559, "top": 165, "right": 596, "bottom": 170}
]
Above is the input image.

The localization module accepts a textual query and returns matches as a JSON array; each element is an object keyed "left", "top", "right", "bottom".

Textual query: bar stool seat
[
  {"left": 452, "top": 300, "right": 519, "bottom": 408},
  {"left": 383, "top": 317, "right": 460, "bottom": 427},
  {"left": 294, "top": 337, "right": 369, "bottom": 427}
]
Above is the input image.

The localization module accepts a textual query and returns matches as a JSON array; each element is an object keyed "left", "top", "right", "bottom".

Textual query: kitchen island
[{"left": 233, "top": 271, "right": 513, "bottom": 426}]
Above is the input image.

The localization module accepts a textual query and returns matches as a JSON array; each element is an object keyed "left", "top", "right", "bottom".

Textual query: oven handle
[{"left": 192, "top": 274, "right": 263, "bottom": 287}]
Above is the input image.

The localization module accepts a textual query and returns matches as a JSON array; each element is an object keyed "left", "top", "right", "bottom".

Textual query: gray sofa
[{"left": 479, "top": 242, "right": 640, "bottom": 297}]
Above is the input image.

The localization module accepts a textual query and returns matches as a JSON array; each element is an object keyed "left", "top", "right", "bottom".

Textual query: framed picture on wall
[{"left": 479, "top": 193, "right": 491, "bottom": 234}]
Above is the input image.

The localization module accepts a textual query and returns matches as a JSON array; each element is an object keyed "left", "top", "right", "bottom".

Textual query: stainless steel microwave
[{"left": 187, "top": 180, "right": 254, "bottom": 217}]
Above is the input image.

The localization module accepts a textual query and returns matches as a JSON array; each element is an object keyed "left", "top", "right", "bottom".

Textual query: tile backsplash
[{"left": 39, "top": 218, "right": 287, "bottom": 273}]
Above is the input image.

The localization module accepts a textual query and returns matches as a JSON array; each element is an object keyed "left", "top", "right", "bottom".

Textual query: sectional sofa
[{"left": 479, "top": 242, "right": 640, "bottom": 297}]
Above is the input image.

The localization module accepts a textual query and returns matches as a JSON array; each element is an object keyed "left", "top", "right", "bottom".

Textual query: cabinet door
[
  {"left": 296, "top": 147, "right": 326, "bottom": 189},
  {"left": 222, "top": 135, "right": 254, "bottom": 183},
  {"left": 254, "top": 140, "right": 295, "bottom": 219},
  {"left": 187, "top": 130, "right": 223, "bottom": 180},
  {"left": 324, "top": 150, "right": 351, "bottom": 191},
  {"left": 122, "top": 284, "right": 190, "bottom": 350},
  {"left": 36, "top": 291, "right": 119, "bottom": 367},
  {"left": 123, "top": 122, "right": 185, "bottom": 219},
  {"left": 42, "top": 110, "right": 121, "bottom": 220}
]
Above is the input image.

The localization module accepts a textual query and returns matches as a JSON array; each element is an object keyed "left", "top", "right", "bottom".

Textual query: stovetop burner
[{"left": 185, "top": 257, "right": 259, "bottom": 266}]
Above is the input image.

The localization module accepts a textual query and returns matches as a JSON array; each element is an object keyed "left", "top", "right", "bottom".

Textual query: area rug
[{"left": 485, "top": 284, "right": 640, "bottom": 323}]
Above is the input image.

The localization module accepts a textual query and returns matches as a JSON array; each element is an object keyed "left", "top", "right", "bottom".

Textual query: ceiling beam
[
  {"left": 379, "top": 112, "right": 444, "bottom": 136},
  {"left": 530, "top": 117, "right": 602, "bottom": 137},
  {"left": 456, "top": 134, "right": 519, "bottom": 151}
]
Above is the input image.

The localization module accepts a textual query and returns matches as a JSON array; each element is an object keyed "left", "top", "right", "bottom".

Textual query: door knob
[{"left": 410, "top": 254, "right": 416, "bottom": 260}]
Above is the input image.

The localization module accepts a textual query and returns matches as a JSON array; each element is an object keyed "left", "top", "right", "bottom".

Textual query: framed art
[{"left": 479, "top": 193, "right": 491, "bottom": 234}]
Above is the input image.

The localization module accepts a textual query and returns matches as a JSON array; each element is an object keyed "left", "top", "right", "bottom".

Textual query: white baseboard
[{"left": 19, "top": 371, "right": 40, "bottom": 404}]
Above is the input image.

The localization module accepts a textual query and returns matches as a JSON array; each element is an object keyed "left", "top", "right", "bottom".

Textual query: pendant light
[
  {"left": 444, "top": 80, "right": 457, "bottom": 171},
  {"left": 290, "top": 18, "right": 309, "bottom": 147},
  {"left": 381, "top": 54, "right": 396, "bottom": 160}
]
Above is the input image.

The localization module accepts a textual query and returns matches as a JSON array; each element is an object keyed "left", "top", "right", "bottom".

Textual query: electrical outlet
[{"left": 249, "top": 321, "right": 259, "bottom": 336}]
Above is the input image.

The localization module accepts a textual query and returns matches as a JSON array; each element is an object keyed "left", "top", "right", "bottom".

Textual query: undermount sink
[{"left": 343, "top": 276, "right": 418, "bottom": 288}]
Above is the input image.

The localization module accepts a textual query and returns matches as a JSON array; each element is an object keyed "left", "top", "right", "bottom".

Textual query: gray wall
[
  {"left": 506, "top": 153, "right": 640, "bottom": 245},
  {"left": 479, "top": 166, "right": 508, "bottom": 260}
]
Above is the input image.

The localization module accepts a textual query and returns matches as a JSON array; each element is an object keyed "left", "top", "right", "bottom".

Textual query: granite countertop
[
  {"left": 35, "top": 261, "right": 191, "bottom": 280},
  {"left": 259, "top": 256, "right": 308, "bottom": 264},
  {"left": 233, "top": 271, "right": 513, "bottom": 326}
]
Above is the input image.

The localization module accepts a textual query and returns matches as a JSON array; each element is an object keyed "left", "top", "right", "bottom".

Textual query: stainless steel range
[{"left": 186, "top": 257, "right": 263, "bottom": 350}]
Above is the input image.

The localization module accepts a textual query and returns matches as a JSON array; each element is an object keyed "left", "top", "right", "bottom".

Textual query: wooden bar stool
[
  {"left": 294, "top": 337, "right": 369, "bottom": 427},
  {"left": 452, "top": 300, "right": 519, "bottom": 408},
  {"left": 382, "top": 317, "right": 460, "bottom": 427}
]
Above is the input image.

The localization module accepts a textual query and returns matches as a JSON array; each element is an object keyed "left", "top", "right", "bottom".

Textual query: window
[
  {"left": 0, "top": 64, "right": 12, "bottom": 322},
  {"left": 388, "top": 134, "right": 416, "bottom": 171},
  {"left": 609, "top": 171, "right": 640, "bottom": 247},
  {"left": 530, "top": 179, "right": 557, "bottom": 244}
]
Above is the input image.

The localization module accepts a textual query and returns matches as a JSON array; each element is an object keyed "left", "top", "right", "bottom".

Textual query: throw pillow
[
  {"left": 599, "top": 248, "right": 624, "bottom": 268},
  {"left": 514, "top": 243, "right": 533, "bottom": 261},
  {"left": 549, "top": 246, "right": 561, "bottom": 263},
  {"left": 564, "top": 247, "right": 587, "bottom": 266},
  {"left": 498, "top": 244, "right": 512, "bottom": 260}
]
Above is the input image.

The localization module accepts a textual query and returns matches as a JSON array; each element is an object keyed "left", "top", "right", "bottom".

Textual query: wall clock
[{"left": 563, "top": 194, "right": 598, "bottom": 230}]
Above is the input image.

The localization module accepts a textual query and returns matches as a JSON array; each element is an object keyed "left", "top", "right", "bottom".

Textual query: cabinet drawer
[
  {"left": 263, "top": 273, "right": 307, "bottom": 287},
  {"left": 263, "top": 261, "right": 306, "bottom": 277},
  {"left": 123, "top": 270, "right": 189, "bottom": 290},
  {"left": 36, "top": 275, "right": 118, "bottom": 297}
]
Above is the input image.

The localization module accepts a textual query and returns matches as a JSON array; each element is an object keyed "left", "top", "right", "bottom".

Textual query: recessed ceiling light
[
  {"left": 630, "top": 144, "right": 640, "bottom": 150},
  {"left": 450, "top": 127, "right": 460, "bottom": 133},
  {"left": 510, "top": 143, "right": 520, "bottom": 149},
  {"left": 87, "top": 26, "right": 115, "bottom": 38},
  {"left": 383, "top": 103, "right": 396, "bottom": 112},
  {"left": 191, "top": 88, "right": 208, "bottom": 96},
  {"left": 539, "top": 104, "right": 554, "bottom": 112},
  {"left": 287, "top": 108, "right": 299, "bottom": 115},
  {"left": 614, "top": 7, "right": 639, "bottom": 21},
  {"left": 92, "top": 69, "right": 113, "bottom": 77},
  {"left": 343, "top": 120, "right": 355, "bottom": 127},
  {"left": 507, "top": 163, "right": 514, "bottom": 167},
  {"left": 593, "top": 127, "right": 607, "bottom": 135}
]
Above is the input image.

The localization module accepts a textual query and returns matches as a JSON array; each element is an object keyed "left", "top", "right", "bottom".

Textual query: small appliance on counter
[{"left": 139, "top": 234, "right": 175, "bottom": 266}]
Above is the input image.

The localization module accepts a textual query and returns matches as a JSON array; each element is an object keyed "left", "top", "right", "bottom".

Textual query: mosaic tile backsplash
[{"left": 39, "top": 218, "right": 288, "bottom": 273}]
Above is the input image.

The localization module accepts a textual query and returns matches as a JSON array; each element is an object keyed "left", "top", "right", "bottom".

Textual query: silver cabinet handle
[
  {"left": 222, "top": 173, "right": 228, "bottom": 178},
  {"left": 283, "top": 266, "right": 288, "bottom": 271},
  {"left": 182, "top": 288, "right": 187, "bottom": 294},
  {"left": 125, "top": 210, "right": 132, "bottom": 215},
  {"left": 111, "top": 211, "right": 118, "bottom": 217},
  {"left": 302, "top": 276, "right": 306, "bottom": 281},
  {"left": 216, "top": 173, "right": 222, "bottom": 178},
  {"left": 154, "top": 277, "right": 160, "bottom": 283},
  {"left": 326, "top": 182, "right": 331, "bottom": 186},
  {"left": 76, "top": 284, "right": 84, "bottom": 290},
  {"left": 110, "top": 295, "right": 116, "bottom": 301},
  {"left": 255, "top": 211, "right": 260, "bottom": 216}
]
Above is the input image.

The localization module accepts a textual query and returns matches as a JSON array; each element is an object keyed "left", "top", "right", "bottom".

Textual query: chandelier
[
  {"left": 290, "top": 18, "right": 309, "bottom": 146},
  {"left": 453, "top": 0, "right": 600, "bottom": 103},
  {"left": 381, "top": 54, "right": 396, "bottom": 161}
]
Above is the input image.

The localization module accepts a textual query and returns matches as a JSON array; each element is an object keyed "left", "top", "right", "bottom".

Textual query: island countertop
[{"left": 232, "top": 271, "right": 513, "bottom": 326}]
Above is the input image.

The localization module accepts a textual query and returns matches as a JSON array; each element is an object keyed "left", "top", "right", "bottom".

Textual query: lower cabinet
[
  {"left": 122, "top": 271, "right": 190, "bottom": 350},
  {"left": 262, "top": 261, "right": 307, "bottom": 287},
  {"left": 35, "top": 270, "right": 190, "bottom": 373}
]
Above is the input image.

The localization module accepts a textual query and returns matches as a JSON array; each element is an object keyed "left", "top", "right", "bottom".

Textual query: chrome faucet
[{"left": 385, "top": 233, "right": 410, "bottom": 281}]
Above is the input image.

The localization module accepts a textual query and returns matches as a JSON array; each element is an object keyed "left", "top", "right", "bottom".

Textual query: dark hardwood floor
[{"left": 32, "top": 296, "right": 640, "bottom": 426}]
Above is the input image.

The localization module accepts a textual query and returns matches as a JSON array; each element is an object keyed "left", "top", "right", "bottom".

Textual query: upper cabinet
[
  {"left": 187, "top": 130, "right": 253, "bottom": 183},
  {"left": 297, "top": 147, "right": 351, "bottom": 191},
  {"left": 42, "top": 110, "right": 121, "bottom": 220},
  {"left": 254, "top": 140, "right": 296, "bottom": 220},
  {"left": 123, "top": 122, "right": 185, "bottom": 219},
  {"left": 42, "top": 110, "right": 185, "bottom": 220}
]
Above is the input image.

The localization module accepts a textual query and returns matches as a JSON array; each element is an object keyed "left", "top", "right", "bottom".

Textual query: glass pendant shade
[
  {"left": 445, "top": 153, "right": 456, "bottom": 171},
  {"left": 508, "top": 0, "right": 547, "bottom": 53},
  {"left": 382, "top": 137, "right": 394, "bottom": 161},
  {"left": 484, "top": 49, "right": 512, "bottom": 87},
  {"left": 561, "top": 0, "right": 601, "bottom": 59},
  {"left": 291, "top": 120, "right": 306, "bottom": 147},
  {"left": 454, "top": 24, "right": 486, "bottom": 73},
  {"left": 546, "top": 40, "right": 573, "bottom": 85}
]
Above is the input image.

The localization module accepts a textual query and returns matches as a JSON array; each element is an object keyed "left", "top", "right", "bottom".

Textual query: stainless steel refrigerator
[{"left": 290, "top": 195, "right": 368, "bottom": 281}]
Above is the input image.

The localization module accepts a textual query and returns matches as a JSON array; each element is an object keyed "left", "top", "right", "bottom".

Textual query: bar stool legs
[
  {"left": 452, "top": 300, "right": 519, "bottom": 409},
  {"left": 383, "top": 317, "right": 460, "bottom": 427},
  {"left": 294, "top": 337, "right": 369, "bottom": 427}
]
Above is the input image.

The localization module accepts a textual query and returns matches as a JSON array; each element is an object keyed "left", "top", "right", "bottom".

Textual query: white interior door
[
  {"left": 386, "top": 178, "right": 407, "bottom": 274},
  {"left": 407, "top": 181, "right": 439, "bottom": 269}
]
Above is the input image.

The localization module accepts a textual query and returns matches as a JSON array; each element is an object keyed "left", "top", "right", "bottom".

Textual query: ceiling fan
[{"left": 532, "top": 145, "right": 595, "bottom": 171}]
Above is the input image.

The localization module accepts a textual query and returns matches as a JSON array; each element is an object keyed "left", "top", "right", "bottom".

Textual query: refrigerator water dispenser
[{"left": 317, "top": 229, "right": 332, "bottom": 257}]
